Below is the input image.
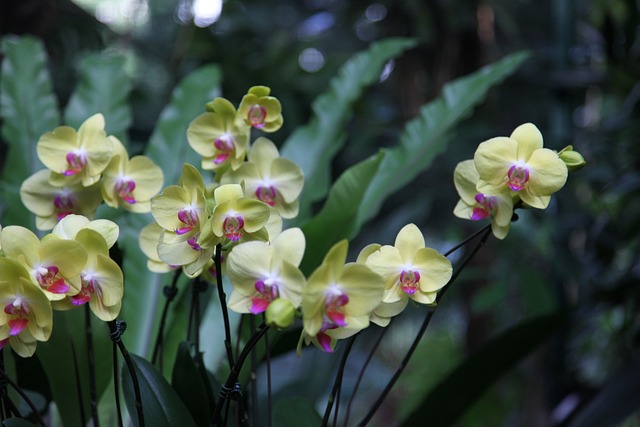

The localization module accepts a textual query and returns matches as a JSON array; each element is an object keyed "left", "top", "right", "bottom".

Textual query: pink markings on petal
[
  {"left": 4, "top": 302, "right": 29, "bottom": 336},
  {"left": 0, "top": 338, "right": 8, "bottom": 350},
  {"left": 248, "top": 105, "right": 267, "bottom": 129},
  {"left": 36, "top": 266, "right": 70, "bottom": 294},
  {"left": 54, "top": 193, "right": 75, "bottom": 220},
  {"left": 176, "top": 208, "right": 199, "bottom": 235},
  {"left": 187, "top": 235, "right": 202, "bottom": 251},
  {"left": 471, "top": 194, "right": 497, "bottom": 221},
  {"left": 116, "top": 178, "right": 136, "bottom": 204},
  {"left": 213, "top": 135, "right": 235, "bottom": 164},
  {"left": 323, "top": 290, "right": 349, "bottom": 328},
  {"left": 63, "top": 151, "right": 87, "bottom": 176},
  {"left": 256, "top": 186, "right": 277, "bottom": 206},
  {"left": 399, "top": 269, "right": 421, "bottom": 295},
  {"left": 251, "top": 278, "right": 280, "bottom": 314},
  {"left": 223, "top": 215, "right": 245, "bottom": 241},
  {"left": 72, "top": 276, "right": 96, "bottom": 306},
  {"left": 317, "top": 332, "right": 333, "bottom": 352},
  {"left": 507, "top": 164, "right": 530, "bottom": 191}
]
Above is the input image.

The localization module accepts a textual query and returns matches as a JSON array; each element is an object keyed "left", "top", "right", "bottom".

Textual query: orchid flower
[{"left": 237, "top": 86, "right": 283, "bottom": 132}]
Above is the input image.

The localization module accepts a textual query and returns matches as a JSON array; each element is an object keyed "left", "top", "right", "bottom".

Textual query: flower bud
[
  {"left": 558, "top": 146, "right": 586, "bottom": 172},
  {"left": 265, "top": 298, "right": 296, "bottom": 329}
]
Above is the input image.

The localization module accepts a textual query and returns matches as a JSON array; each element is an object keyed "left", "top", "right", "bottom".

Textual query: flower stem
[
  {"left": 210, "top": 322, "right": 269, "bottom": 427},
  {"left": 108, "top": 320, "right": 145, "bottom": 427},
  {"left": 357, "top": 226, "right": 492, "bottom": 426},
  {"left": 112, "top": 338, "right": 124, "bottom": 427},
  {"left": 0, "top": 365, "right": 46, "bottom": 427},
  {"left": 444, "top": 223, "right": 491, "bottom": 257},
  {"left": 215, "top": 243, "right": 235, "bottom": 368},
  {"left": 322, "top": 335, "right": 357, "bottom": 427},
  {"left": 85, "top": 304, "right": 100, "bottom": 427},
  {"left": 151, "top": 269, "right": 181, "bottom": 368},
  {"left": 70, "top": 339, "right": 87, "bottom": 426}
]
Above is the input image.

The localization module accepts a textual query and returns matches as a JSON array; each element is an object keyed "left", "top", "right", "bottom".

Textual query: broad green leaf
[
  {"left": 118, "top": 64, "right": 221, "bottom": 357},
  {"left": 402, "top": 310, "right": 567, "bottom": 427},
  {"left": 568, "top": 358, "right": 640, "bottom": 427},
  {"left": 36, "top": 309, "right": 112, "bottom": 427},
  {"left": 145, "top": 64, "right": 222, "bottom": 185},
  {"left": 171, "top": 342, "right": 212, "bottom": 426},
  {"left": 355, "top": 51, "right": 531, "bottom": 233},
  {"left": 300, "top": 151, "right": 385, "bottom": 274},
  {"left": 281, "top": 38, "right": 416, "bottom": 222},
  {"left": 122, "top": 354, "right": 197, "bottom": 427},
  {"left": 273, "top": 397, "right": 322, "bottom": 427},
  {"left": 0, "top": 36, "right": 59, "bottom": 228},
  {"left": 63, "top": 53, "right": 132, "bottom": 143}
]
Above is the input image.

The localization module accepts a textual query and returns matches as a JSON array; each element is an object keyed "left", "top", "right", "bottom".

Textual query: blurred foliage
[{"left": 1, "top": 0, "right": 640, "bottom": 426}]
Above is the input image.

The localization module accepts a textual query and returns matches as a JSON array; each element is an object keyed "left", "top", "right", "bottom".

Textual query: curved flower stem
[
  {"left": 357, "top": 226, "right": 492, "bottom": 426},
  {"left": 444, "top": 223, "right": 491, "bottom": 257},
  {"left": 85, "top": 305, "right": 100, "bottom": 427},
  {"left": 342, "top": 326, "right": 389, "bottom": 427},
  {"left": 322, "top": 335, "right": 357, "bottom": 427},
  {"left": 108, "top": 320, "right": 145, "bottom": 427},
  {"left": 151, "top": 269, "right": 181, "bottom": 368},
  {"left": 70, "top": 339, "right": 87, "bottom": 426},
  {"left": 112, "top": 339, "right": 124, "bottom": 427},
  {"left": 0, "top": 366, "right": 46, "bottom": 427},
  {"left": 210, "top": 323, "right": 269, "bottom": 427},
  {"left": 215, "top": 243, "right": 235, "bottom": 368}
]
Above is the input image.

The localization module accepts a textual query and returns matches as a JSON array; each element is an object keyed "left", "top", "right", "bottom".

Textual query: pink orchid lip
[
  {"left": 54, "top": 193, "right": 75, "bottom": 220},
  {"left": 256, "top": 186, "right": 277, "bottom": 206},
  {"left": 63, "top": 151, "right": 86, "bottom": 176},
  {"left": 36, "top": 266, "right": 70, "bottom": 294},
  {"left": 4, "top": 302, "right": 30, "bottom": 336},
  {"left": 471, "top": 193, "right": 497, "bottom": 221},
  {"left": 116, "top": 179, "right": 136, "bottom": 204},
  {"left": 507, "top": 164, "right": 530, "bottom": 191},
  {"left": 248, "top": 104, "right": 267, "bottom": 128},
  {"left": 213, "top": 135, "right": 234, "bottom": 164},
  {"left": 223, "top": 215, "right": 245, "bottom": 241},
  {"left": 323, "top": 291, "right": 349, "bottom": 328},
  {"left": 317, "top": 332, "right": 333, "bottom": 352},
  {"left": 399, "top": 269, "right": 420, "bottom": 295},
  {"left": 176, "top": 208, "right": 199, "bottom": 235}
]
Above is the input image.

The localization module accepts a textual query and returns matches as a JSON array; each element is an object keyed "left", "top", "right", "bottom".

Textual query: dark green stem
[
  {"left": 215, "top": 244, "right": 235, "bottom": 367},
  {"left": 210, "top": 323, "right": 269, "bottom": 426},
  {"left": 108, "top": 320, "right": 145, "bottom": 427},
  {"left": 0, "top": 366, "right": 46, "bottom": 427},
  {"left": 322, "top": 335, "right": 357, "bottom": 427},
  {"left": 85, "top": 305, "right": 100, "bottom": 427},
  {"left": 112, "top": 339, "right": 124, "bottom": 427},
  {"left": 70, "top": 339, "right": 87, "bottom": 426},
  {"left": 152, "top": 269, "right": 181, "bottom": 368},
  {"left": 357, "top": 227, "right": 492, "bottom": 426}
]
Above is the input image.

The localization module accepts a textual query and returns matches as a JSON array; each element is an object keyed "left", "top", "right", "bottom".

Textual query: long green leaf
[
  {"left": 171, "top": 342, "right": 211, "bottom": 427},
  {"left": 63, "top": 53, "right": 132, "bottom": 143},
  {"left": 354, "top": 51, "right": 530, "bottom": 233},
  {"left": 403, "top": 310, "right": 567, "bottom": 427},
  {"left": 568, "top": 359, "right": 640, "bottom": 427},
  {"left": 118, "top": 64, "right": 221, "bottom": 357},
  {"left": 0, "top": 36, "right": 60, "bottom": 228},
  {"left": 36, "top": 310, "right": 112, "bottom": 427},
  {"left": 273, "top": 397, "right": 322, "bottom": 427},
  {"left": 281, "top": 38, "right": 416, "bottom": 222},
  {"left": 122, "top": 354, "right": 197, "bottom": 427},
  {"left": 300, "top": 151, "right": 385, "bottom": 274}
]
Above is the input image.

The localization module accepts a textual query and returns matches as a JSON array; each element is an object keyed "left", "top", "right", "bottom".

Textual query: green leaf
[
  {"left": 118, "top": 64, "right": 221, "bottom": 358},
  {"left": 2, "top": 419, "right": 39, "bottom": 427},
  {"left": 273, "top": 397, "right": 322, "bottom": 427},
  {"left": 171, "top": 342, "right": 212, "bottom": 427},
  {"left": 36, "top": 309, "right": 112, "bottom": 427},
  {"left": 281, "top": 38, "right": 416, "bottom": 222},
  {"left": 300, "top": 151, "right": 385, "bottom": 274},
  {"left": 145, "top": 64, "right": 222, "bottom": 185},
  {"left": 403, "top": 310, "right": 567, "bottom": 427},
  {"left": 63, "top": 53, "right": 132, "bottom": 143},
  {"left": 122, "top": 353, "right": 197, "bottom": 427},
  {"left": 0, "top": 36, "right": 60, "bottom": 227},
  {"left": 355, "top": 51, "right": 531, "bottom": 232},
  {"left": 568, "top": 358, "right": 640, "bottom": 427}
]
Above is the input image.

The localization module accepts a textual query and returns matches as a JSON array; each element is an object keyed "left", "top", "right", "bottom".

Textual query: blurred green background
[{"left": 1, "top": 0, "right": 639, "bottom": 426}]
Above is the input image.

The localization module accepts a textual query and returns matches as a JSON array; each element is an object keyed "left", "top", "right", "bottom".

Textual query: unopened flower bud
[
  {"left": 265, "top": 298, "right": 296, "bottom": 329},
  {"left": 558, "top": 146, "right": 586, "bottom": 172}
]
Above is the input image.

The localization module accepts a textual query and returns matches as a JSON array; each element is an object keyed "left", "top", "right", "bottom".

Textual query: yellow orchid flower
[
  {"left": 227, "top": 228, "right": 306, "bottom": 314},
  {"left": 51, "top": 214, "right": 119, "bottom": 249},
  {"left": 101, "top": 136, "right": 164, "bottom": 212},
  {"left": 139, "top": 222, "right": 178, "bottom": 273},
  {"left": 0, "top": 258, "right": 53, "bottom": 357},
  {"left": 237, "top": 86, "right": 283, "bottom": 132},
  {"left": 210, "top": 184, "right": 271, "bottom": 243},
  {"left": 474, "top": 123, "right": 568, "bottom": 209},
  {"left": 365, "top": 224, "right": 453, "bottom": 308},
  {"left": 301, "top": 240, "right": 384, "bottom": 352},
  {"left": 52, "top": 229, "right": 124, "bottom": 321},
  {"left": 36, "top": 113, "right": 113, "bottom": 187},
  {"left": 20, "top": 169, "right": 103, "bottom": 230},
  {"left": 187, "top": 98, "right": 251, "bottom": 173},
  {"left": 151, "top": 164, "right": 220, "bottom": 277},
  {"left": 221, "top": 137, "right": 304, "bottom": 219},
  {"left": 453, "top": 160, "right": 514, "bottom": 240},
  {"left": 1, "top": 226, "right": 87, "bottom": 301}
]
